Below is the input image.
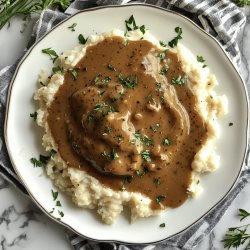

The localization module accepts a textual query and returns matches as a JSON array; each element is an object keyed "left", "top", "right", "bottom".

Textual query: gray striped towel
[{"left": 0, "top": 0, "right": 248, "bottom": 249}]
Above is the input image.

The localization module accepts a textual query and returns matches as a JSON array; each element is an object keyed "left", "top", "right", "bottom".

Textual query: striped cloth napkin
[{"left": 0, "top": 0, "right": 248, "bottom": 249}]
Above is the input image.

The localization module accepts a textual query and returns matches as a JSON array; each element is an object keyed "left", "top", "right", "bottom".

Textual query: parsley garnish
[
  {"left": 51, "top": 189, "right": 58, "bottom": 201},
  {"left": 125, "top": 15, "right": 146, "bottom": 35},
  {"left": 171, "top": 76, "right": 185, "bottom": 85},
  {"left": 135, "top": 167, "right": 148, "bottom": 177},
  {"left": 103, "top": 126, "right": 113, "bottom": 135},
  {"left": 107, "top": 64, "right": 116, "bottom": 71},
  {"left": 141, "top": 150, "right": 151, "bottom": 162},
  {"left": 52, "top": 66, "right": 64, "bottom": 74},
  {"left": 163, "top": 138, "right": 170, "bottom": 146},
  {"left": 42, "top": 48, "right": 58, "bottom": 63},
  {"left": 50, "top": 149, "right": 57, "bottom": 158},
  {"left": 159, "top": 67, "right": 168, "bottom": 75},
  {"left": 69, "top": 69, "right": 77, "bottom": 80},
  {"left": 30, "top": 111, "right": 37, "bottom": 121},
  {"left": 168, "top": 27, "right": 182, "bottom": 48},
  {"left": 78, "top": 34, "right": 88, "bottom": 44},
  {"left": 156, "top": 195, "right": 166, "bottom": 204},
  {"left": 197, "top": 55, "right": 207, "bottom": 68},
  {"left": 30, "top": 157, "right": 43, "bottom": 167},
  {"left": 159, "top": 223, "right": 166, "bottom": 228},
  {"left": 154, "top": 178, "right": 161, "bottom": 186},
  {"left": 58, "top": 210, "right": 64, "bottom": 217},
  {"left": 229, "top": 122, "right": 234, "bottom": 127},
  {"left": 68, "top": 23, "right": 77, "bottom": 31},
  {"left": 39, "top": 154, "right": 50, "bottom": 165},
  {"left": 56, "top": 200, "right": 62, "bottom": 207},
  {"left": 92, "top": 74, "right": 100, "bottom": 83},
  {"left": 159, "top": 41, "right": 167, "bottom": 47},
  {"left": 140, "top": 135, "right": 153, "bottom": 147},
  {"left": 123, "top": 40, "right": 129, "bottom": 46},
  {"left": 118, "top": 73, "right": 138, "bottom": 89},
  {"left": 102, "top": 149, "right": 119, "bottom": 161},
  {"left": 150, "top": 123, "right": 160, "bottom": 133},
  {"left": 86, "top": 113, "right": 94, "bottom": 122},
  {"left": 157, "top": 50, "right": 168, "bottom": 60}
]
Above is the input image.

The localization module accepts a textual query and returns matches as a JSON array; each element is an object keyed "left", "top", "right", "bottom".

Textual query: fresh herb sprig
[
  {"left": 0, "top": 0, "right": 71, "bottom": 30},
  {"left": 232, "top": 0, "right": 250, "bottom": 6},
  {"left": 125, "top": 15, "right": 146, "bottom": 35},
  {"left": 222, "top": 208, "right": 250, "bottom": 249},
  {"left": 42, "top": 48, "right": 59, "bottom": 63}
]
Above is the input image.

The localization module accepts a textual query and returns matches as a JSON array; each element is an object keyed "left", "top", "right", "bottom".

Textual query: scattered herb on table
[
  {"left": 222, "top": 208, "right": 250, "bottom": 249},
  {"left": 232, "top": 0, "right": 250, "bottom": 7},
  {"left": 68, "top": 23, "right": 77, "bottom": 31},
  {"left": 0, "top": 0, "right": 70, "bottom": 30},
  {"left": 42, "top": 48, "right": 58, "bottom": 63},
  {"left": 159, "top": 223, "right": 166, "bottom": 228},
  {"left": 168, "top": 27, "right": 182, "bottom": 48},
  {"left": 30, "top": 111, "right": 37, "bottom": 121},
  {"left": 78, "top": 34, "right": 88, "bottom": 45}
]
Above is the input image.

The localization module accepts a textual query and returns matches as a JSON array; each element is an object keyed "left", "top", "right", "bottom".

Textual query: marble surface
[{"left": 0, "top": 6, "right": 250, "bottom": 250}]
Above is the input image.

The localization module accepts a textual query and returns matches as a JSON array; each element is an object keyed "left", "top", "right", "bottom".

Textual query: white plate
[{"left": 5, "top": 4, "right": 249, "bottom": 244}]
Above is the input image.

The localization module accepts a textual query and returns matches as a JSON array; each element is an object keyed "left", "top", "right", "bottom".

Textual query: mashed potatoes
[{"left": 34, "top": 28, "right": 228, "bottom": 224}]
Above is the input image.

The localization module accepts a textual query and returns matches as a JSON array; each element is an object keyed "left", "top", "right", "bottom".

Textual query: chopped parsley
[
  {"left": 130, "top": 139, "right": 136, "bottom": 145},
  {"left": 102, "top": 149, "right": 119, "bottom": 161},
  {"left": 123, "top": 40, "right": 129, "bottom": 46},
  {"left": 135, "top": 167, "right": 148, "bottom": 177},
  {"left": 159, "top": 223, "right": 166, "bottom": 228},
  {"left": 197, "top": 55, "right": 207, "bottom": 68},
  {"left": 150, "top": 123, "right": 160, "bottom": 133},
  {"left": 30, "top": 111, "right": 37, "bottom": 121},
  {"left": 78, "top": 34, "right": 88, "bottom": 44},
  {"left": 58, "top": 210, "right": 64, "bottom": 217},
  {"left": 30, "top": 157, "right": 43, "bottom": 167},
  {"left": 157, "top": 49, "right": 168, "bottom": 60},
  {"left": 102, "top": 76, "right": 111, "bottom": 85},
  {"left": 140, "top": 135, "right": 153, "bottom": 147},
  {"left": 154, "top": 178, "right": 161, "bottom": 186},
  {"left": 86, "top": 113, "right": 94, "bottom": 122},
  {"left": 56, "top": 200, "right": 62, "bottom": 207},
  {"left": 159, "top": 41, "right": 167, "bottom": 47},
  {"left": 141, "top": 150, "right": 151, "bottom": 162},
  {"left": 41, "top": 48, "right": 58, "bottom": 63},
  {"left": 117, "top": 135, "right": 123, "bottom": 143},
  {"left": 51, "top": 189, "right": 59, "bottom": 201},
  {"left": 159, "top": 67, "right": 168, "bottom": 75},
  {"left": 39, "top": 154, "right": 50, "bottom": 165},
  {"left": 125, "top": 15, "right": 146, "bottom": 35},
  {"left": 118, "top": 73, "right": 138, "bottom": 89},
  {"left": 103, "top": 126, "right": 112, "bottom": 134},
  {"left": 162, "top": 138, "right": 170, "bottom": 146},
  {"left": 92, "top": 74, "right": 100, "bottom": 83},
  {"left": 168, "top": 27, "right": 182, "bottom": 48},
  {"left": 52, "top": 66, "right": 64, "bottom": 74},
  {"left": 69, "top": 69, "right": 77, "bottom": 80},
  {"left": 229, "top": 122, "right": 234, "bottom": 127},
  {"left": 68, "top": 23, "right": 77, "bottom": 31},
  {"left": 50, "top": 149, "right": 57, "bottom": 158},
  {"left": 171, "top": 75, "right": 185, "bottom": 85},
  {"left": 156, "top": 195, "right": 166, "bottom": 204},
  {"left": 121, "top": 175, "right": 133, "bottom": 192},
  {"left": 107, "top": 64, "right": 116, "bottom": 71}
]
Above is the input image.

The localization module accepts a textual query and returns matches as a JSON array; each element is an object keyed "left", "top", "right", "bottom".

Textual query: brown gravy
[{"left": 47, "top": 36, "right": 207, "bottom": 209}]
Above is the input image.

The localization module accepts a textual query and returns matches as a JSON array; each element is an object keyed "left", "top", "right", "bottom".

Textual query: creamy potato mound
[{"left": 34, "top": 29, "right": 228, "bottom": 224}]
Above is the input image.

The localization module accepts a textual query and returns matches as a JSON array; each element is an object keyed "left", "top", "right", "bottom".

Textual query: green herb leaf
[
  {"left": 107, "top": 64, "right": 116, "bottom": 71},
  {"left": 150, "top": 123, "right": 160, "bottom": 133},
  {"left": 30, "top": 111, "right": 37, "bottom": 121},
  {"left": 68, "top": 23, "right": 77, "bottom": 31},
  {"left": 42, "top": 48, "right": 58, "bottom": 63},
  {"left": 56, "top": 200, "right": 62, "bottom": 207},
  {"left": 159, "top": 67, "right": 168, "bottom": 75},
  {"left": 52, "top": 66, "right": 64, "bottom": 74},
  {"left": 58, "top": 210, "right": 64, "bottom": 217},
  {"left": 157, "top": 50, "right": 168, "bottom": 60},
  {"left": 39, "top": 154, "right": 50, "bottom": 165},
  {"left": 78, "top": 34, "right": 88, "bottom": 44},
  {"left": 238, "top": 209, "right": 250, "bottom": 221},
  {"left": 50, "top": 149, "right": 57, "bottom": 158},
  {"left": 125, "top": 15, "right": 146, "bottom": 35},
  {"left": 0, "top": 0, "right": 71, "bottom": 30},
  {"left": 141, "top": 150, "right": 151, "bottom": 162},
  {"left": 51, "top": 189, "right": 58, "bottom": 201},
  {"left": 154, "top": 178, "right": 161, "bottom": 186},
  {"left": 118, "top": 73, "right": 138, "bottom": 89},
  {"left": 159, "top": 223, "right": 166, "bottom": 228},
  {"left": 233, "top": 0, "right": 250, "bottom": 7},
  {"left": 156, "top": 195, "right": 166, "bottom": 203},
  {"left": 168, "top": 27, "right": 182, "bottom": 48},
  {"left": 110, "top": 149, "right": 119, "bottom": 160},
  {"left": 159, "top": 41, "right": 167, "bottom": 47},
  {"left": 92, "top": 74, "right": 100, "bottom": 83},
  {"left": 30, "top": 157, "right": 43, "bottom": 167},
  {"left": 197, "top": 55, "right": 205, "bottom": 63},
  {"left": 171, "top": 75, "right": 185, "bottom": 85},
  {"left": 163, "top": 138, "right": 170, "bottom": 146},
  {"left": 69, "top": 69, "right": 77, "bottom": 80}
]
